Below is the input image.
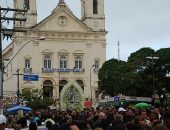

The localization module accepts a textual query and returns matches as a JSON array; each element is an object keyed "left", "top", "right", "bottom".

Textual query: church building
[{"left": 2, "top": 0, "right": 107, "bottom": 106}]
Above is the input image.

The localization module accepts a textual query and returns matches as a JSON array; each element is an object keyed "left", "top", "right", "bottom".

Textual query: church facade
[{"left": 3, "top": 0, "right": 107, "bottom": 104}]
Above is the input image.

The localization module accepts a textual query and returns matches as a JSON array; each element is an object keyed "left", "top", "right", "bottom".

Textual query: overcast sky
[{"left": 1, "top": 0, "right": 170, "bottom": 61}]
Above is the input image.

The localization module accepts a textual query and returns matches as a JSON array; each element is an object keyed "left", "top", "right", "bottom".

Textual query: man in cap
[{"left": 0, "top": 114, "right": 7, "bottom": 130}]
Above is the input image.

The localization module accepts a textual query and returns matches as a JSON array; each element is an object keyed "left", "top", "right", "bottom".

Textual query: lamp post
[
  {"left": 90, "top": 64, "right": 95, "bottom": 105},
  {"left": 4, "top": 37, "right": 45, "bottom": 69},
  {"left": 0, "top": 7, "right": 4, "bottom": 113},
  {"left": 2, "top": 37, "right": 45, "bottom": 106},
  {"left": 146, "top": 56, "right": 159, "bottom": 106},
  {"left": 16, "top": 69, "right": 20, "bottom": 104}
]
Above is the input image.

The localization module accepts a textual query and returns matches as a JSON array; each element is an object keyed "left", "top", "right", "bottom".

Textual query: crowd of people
[{"left": 0, "top": 106, "right": 170, "bottom": 130}]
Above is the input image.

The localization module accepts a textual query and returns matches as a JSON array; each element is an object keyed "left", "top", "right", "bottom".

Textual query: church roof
[
  {"left": 51, "top": 0, "right": 70, "bottom": 14},
  {"left": 32, "top": 0, "right": 92, "bottom": 32}
]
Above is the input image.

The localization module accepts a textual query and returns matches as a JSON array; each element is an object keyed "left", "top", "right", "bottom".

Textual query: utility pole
[
  {"left": 16, "top": 69, "right": 20, "bottom": 104},
  {"left": 0, "top": 6, "right": 27, "bottom": 112},
  {"left": 146, "top": 56, "right": 159, "bottom": 106},
  {"left": 0, "top": 7, "right": 3, "bottom": 110},
  {"left": 13, "top": 69, "right": 24, "bottom": 104},
  {"left": 90, "top": 64, "right": 95, "bottom": 107},
  {"left": 117, "top": 41, "right": 120, "bottom": 61}
]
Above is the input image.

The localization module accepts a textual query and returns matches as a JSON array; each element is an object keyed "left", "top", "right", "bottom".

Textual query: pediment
[{"left": 34, "top": 7, "right": 91, "bottom": 32}]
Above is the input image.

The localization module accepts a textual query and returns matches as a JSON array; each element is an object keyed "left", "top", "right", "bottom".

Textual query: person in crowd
[
  {"left": 45, "top": 120, "right": 53, "bottom": 130},
  {"left": 29, "top": 122, "right": 37, "bottom": 130},
  {"left": 134, "top": 116, "right": 151, "bottom": 130},
  {"left": 58, "top": 122, "right": 71, "bottom": 130},
  {"left": 33, "top": 112, "right": 40, "bottom": 124},
  {"left": 117, "top": 107, "right": 127, "bottom": 122},
  {"left": 153, "top": 108, "right": 162, "bottom": 120},
  {"left": 149, "top": 111, "right": 160, "bottom": 127},
  {"left": 106, "top": 120, "right": 126, "bottom": 130},
  {"left": 18, "top": 117, "right": 28, "bottom": 130},
  {"left": 0, "top": 114, "right": 7, "bottom": 130},
  {"left": 85, "top": 120, "right": 93, "bottom": 130},
  {"left": 151, "top": 124, "right": 168, "bottom": 130},
  {"left": 140, "top": 110, "right": 151, "bottom": 126},
  {"left": 70, "top": 124, "right": 80, "bottom": 130},
  {"left": 94, "top": 128, "right": 104, "bottom": 130},
  {"left": 44, "top": 114, "right": 55, "bottom": 126},
  {"left": 52, "top": 123, "right": 59, "bottom": 130},
  {"left": 162, "top": 110, "right": 170, "bottom": 129},
  {"left": 123, "top": 109, "right": 135, "bottom": 125},
  {"left": 7, "top": 115, "right": 18, "bottom": 130}
]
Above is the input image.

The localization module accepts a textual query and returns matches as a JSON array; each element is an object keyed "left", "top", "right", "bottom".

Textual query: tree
[
  {"left": 127, "top": 47, "right": 155, "bottom": 70},
  {"left": 98, "top": 59, "right": 136, "bottom": 96},
  {"left": 127, "top": 47, "right": 156, "bottom": 96},
  {"left": 98, "top": 47, "right": 170, "bottom": 100},
  {"left": 20, "top": 88, "right": 55, "bottom": 110},
  {"left": 155, "top": 48, "right": 170, "bottom": 106}
]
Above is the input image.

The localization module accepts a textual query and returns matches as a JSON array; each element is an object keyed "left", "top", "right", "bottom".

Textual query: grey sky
[{"left": 1, "top": 0, "right": 170, "bottom": 61}]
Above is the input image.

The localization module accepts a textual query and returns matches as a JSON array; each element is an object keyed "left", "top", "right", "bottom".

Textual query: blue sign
[{"left": 23, "top": 74, "right": 39, "bottom": 81}]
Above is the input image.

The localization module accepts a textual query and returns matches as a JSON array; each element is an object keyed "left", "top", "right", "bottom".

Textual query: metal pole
[
  {"left": 151, "top": 57, "right": 155, "bottom": 106},
  {"left": 146, "top": 56, "right": 159, "bottom": 107},
  {"left": 90, "top": 65, "right": 94, "bottom": 105},
  {"left": 0, "top": 6, "right": 4, "bottom": 113},
  {"left": 58, "top": 70, "right": 61, "bottom": 109},
  {"left": 16, "top": 69, "right": 20, "bottom": 104}
]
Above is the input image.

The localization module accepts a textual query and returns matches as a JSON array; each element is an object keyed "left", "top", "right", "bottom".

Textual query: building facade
[{"left": 3, "top": 0, "right": 107, "bottom": 104}]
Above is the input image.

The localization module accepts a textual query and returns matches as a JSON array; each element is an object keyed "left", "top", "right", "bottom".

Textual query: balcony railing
[{"left": 42, "top": 68, "right": 85, "bottom": 73}]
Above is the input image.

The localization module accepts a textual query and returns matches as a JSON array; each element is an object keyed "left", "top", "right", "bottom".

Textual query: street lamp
[
  {"left": 4, "top": 37, "right": 45, "bottom": 69},
  {"left": 2, "top": 37, "right": 45, "bottom": 106},
  {"left": 90, "top": 64, "right": 95, "bottom": 104},
  {"left": 146, "top": 56, "right": 159, "bottom": 106},
  {"left": 16, "top": 69, "right": 20, "bottom": 104}
]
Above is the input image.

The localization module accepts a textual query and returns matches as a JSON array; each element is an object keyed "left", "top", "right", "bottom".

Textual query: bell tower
[
  {"left": 14, "top": 0, "right": 37, "bottom": 28},
  {"left": 81, "top": 0, "right": 105, "bottom": 31}
]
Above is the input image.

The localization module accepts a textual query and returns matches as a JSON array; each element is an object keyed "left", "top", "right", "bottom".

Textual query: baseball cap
[
  {"left": 0, "top": 115, "right": 7, "bottom": 124},
  {"left": 118, "top": 107, "right": 126, "bottom": 112}
]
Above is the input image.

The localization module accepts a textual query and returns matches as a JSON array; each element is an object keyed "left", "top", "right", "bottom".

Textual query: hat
[
  {"left": 0, "top": 115, "right": 7, "bottom": 124},
  {"left": 45, "top": 118, "right": 55, "bottom": 125},
  {"left": 118, "top": 107, "right": 126, "bottom": 112}
]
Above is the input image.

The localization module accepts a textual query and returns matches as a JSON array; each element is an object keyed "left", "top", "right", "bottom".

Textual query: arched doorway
[
  {"left": 59, "top": 80, "right": 68, "bottom": 94},
  {"left": 43, "top": 80, "right": 53, "bottom": 98},
  {"left": 76, "top": 80, "right": 84, "bottom": 91}
]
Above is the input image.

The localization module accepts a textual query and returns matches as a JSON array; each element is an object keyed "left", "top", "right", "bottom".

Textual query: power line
[{"left": 0, "top": 6, "right": 28, "bottom": 112}]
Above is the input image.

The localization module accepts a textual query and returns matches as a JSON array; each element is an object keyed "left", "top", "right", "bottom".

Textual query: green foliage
[
  {"left": 127, "top": 47, "right": 155, "bottom": 70},
  {"left": 20, "top": 88, "right": 55, "bottom": 110},
  {"left": 98, "top": 59, "right": 136, "bottom": 96},
  {"left": 98, "top": 47, "right": 170, "bottom": 100},
  {"left": 156, "top": 48, "right": 170, "bottom": 64}
]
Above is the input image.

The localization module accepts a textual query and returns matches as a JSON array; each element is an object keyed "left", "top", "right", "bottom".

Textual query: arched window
[
  {"left": 60, "top": 56, "right": 67, "bottom": 68},
  {"left": 76, "top": 80, "right": 84, "bottom": 91},
  {"left": 94, "top": 60, "right": 99, "bottom": 69},
  {"left": 44, "top": 55, "right": 51, "bottom": 68},
  {"left": 59, "top": 80, "right": 68, "bottom": 94},
  {"left": 25, "top": 59, "right": 31, "bottom": 68},
  {"left": 93, "top": 0, "right": 98, "bottom": 14},
  {"left": 24, "top": 0, "right": 30, "bottom": 9},
  {"left": 43, "top": 80, "right": 53, "bottom": 98},
  {"left": 75, "top": 56, "right": 82, "bottom": 69}
]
